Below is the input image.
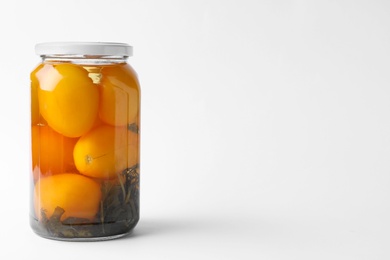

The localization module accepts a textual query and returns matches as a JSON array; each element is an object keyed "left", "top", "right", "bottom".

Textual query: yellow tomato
[
  {"left": 73, "top": 125, "right": 138, "bottom": 179},
  {"left": 99, "top": 64, "right": 140, "bottom": 126},
  {"left": 31, "top": 125, "right": 78, "bottom": 180},
  {"left": 37, "top": 64, "right": 99, "bottom": 137},
  {"left": 31, "top": 64, "right": 43, "bottom": 126},
  {"left": 34, "top": 173, "right": 101, "bottom": 221}
]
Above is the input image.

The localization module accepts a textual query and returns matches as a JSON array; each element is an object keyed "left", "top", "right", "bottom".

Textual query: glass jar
[{"left": 30, "top": 42, "right": 141, "bottom": 241}]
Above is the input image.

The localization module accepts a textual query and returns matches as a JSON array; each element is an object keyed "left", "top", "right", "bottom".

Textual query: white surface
[{"left": 0, "top": 0, "right": 390, "bottom": 259}]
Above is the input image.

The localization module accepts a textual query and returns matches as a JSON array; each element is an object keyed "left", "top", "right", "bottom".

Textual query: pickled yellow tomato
[
  {"left": 73, "top": 125, "right": 138, "bottom": 179},
  {"left": 34, "top": 173, "right": 101, "bottom": 221},
  {"left": 99, "top": 64, "right": 140, "bottom": 126},
  {"left": 37, "top": 64, "right": 99, "bottom": 137},
  {"left": 31, "top": 64, "right": 44, "bottom": 125}
]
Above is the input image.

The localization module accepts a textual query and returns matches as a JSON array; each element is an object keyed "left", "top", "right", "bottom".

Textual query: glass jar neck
[{"left": 41, "top": 54, "right": 128, "bottom": 65}]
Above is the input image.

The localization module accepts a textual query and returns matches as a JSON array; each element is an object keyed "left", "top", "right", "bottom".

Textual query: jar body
[{"left": 30, "top": 58, "right": 140, "bottom": 240}]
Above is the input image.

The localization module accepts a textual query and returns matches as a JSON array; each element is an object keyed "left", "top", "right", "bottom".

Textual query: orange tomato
[
  {"left": 34, "top": 173, "right": 101, "bottom": 221},
  {"left": 98, "top": 64, "right": 140, "bottom": 126},
  {"left": 73, "top": 125, "right": 138, "bottom": 179},
  {"left": 31, "top": 64, "right": 42, "bottom": 126},
  {"left": 31, "top": 125, "right": 78, "bottom": 180},
  {"left": 36, "top": 64, "right": 99, "bottom": 137}
]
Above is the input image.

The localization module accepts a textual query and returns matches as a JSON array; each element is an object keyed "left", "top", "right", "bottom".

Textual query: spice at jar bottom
[{"left": 30, "top": 42, "right": 141, "bottom": 241}]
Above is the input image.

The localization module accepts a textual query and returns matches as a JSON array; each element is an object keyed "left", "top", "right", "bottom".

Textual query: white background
[{"left": 0, "top": 0, "right": 389, "bottom": 259}]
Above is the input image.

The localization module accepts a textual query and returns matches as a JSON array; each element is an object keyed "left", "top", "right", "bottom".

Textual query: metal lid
[{"left": 35, "top": 42, "right": 133, "bottom": 57}]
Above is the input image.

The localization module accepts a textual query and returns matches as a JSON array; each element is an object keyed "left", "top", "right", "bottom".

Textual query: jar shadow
[{"left": 121, "top": 218, "right": 202, "bottom": 239}]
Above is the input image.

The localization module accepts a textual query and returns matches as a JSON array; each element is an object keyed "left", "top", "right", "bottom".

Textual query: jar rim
[{"left": 35, "top": 42, "right": 133, "bottom": 57}]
